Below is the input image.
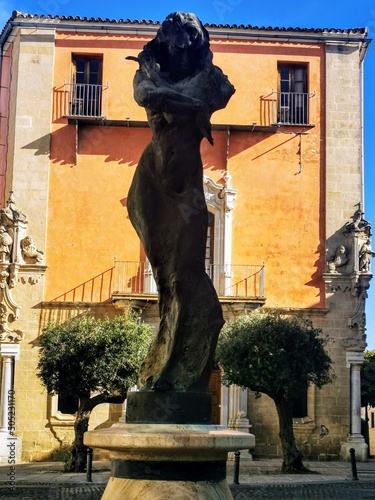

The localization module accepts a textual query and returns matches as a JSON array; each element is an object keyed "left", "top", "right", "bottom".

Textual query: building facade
[{"left": 0, "top": 11, "right": 371, "bottom": 462}]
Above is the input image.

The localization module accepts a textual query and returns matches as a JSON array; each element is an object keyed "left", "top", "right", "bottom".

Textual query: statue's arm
[
  {"left": 133, "top": 71, "right": 207, "bottom": 114},
  {"left": 133, "top": 71, "right": 213, "bottom": 144}
]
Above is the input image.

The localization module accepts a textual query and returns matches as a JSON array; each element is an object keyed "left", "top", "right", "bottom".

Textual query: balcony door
[
  {"left": 278, "top": 64, "right": 308, "bottom": 124},
  {"left": 72, "top": 55, "right": 103, "bottom": 116},
  {"left": 203, "top": 176, "right": 237, "bottom": 296}
]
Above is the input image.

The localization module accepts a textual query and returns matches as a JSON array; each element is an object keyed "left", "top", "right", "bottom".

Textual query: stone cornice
[{"left": 1, "top": 11, "right": 370, "bottom": 51}]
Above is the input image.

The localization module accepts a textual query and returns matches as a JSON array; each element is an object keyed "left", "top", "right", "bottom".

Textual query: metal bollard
[
  {"left": 233, "top": 450, "right": 240, "bottom": 484},
  {"left": 86, "top": 447, "right": 93, "bottom": 482},
  {"left": 349, "top": 448, "right": 358, "bottom": 481}
]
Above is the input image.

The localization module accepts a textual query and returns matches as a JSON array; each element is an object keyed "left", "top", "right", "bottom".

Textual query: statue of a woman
[{"left": 127, "top": 12, "right": 235, "bottom": 392}]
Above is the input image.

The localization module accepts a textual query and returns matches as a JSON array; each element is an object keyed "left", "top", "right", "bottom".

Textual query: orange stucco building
[{"left": 0, "top": 11, "right": 372, "bottom": 462}]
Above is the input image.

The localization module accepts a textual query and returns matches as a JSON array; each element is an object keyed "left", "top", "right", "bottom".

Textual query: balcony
[
  {"left": 271, "top": 91, "right": 315, "bottom": 126},
  {"left": 63, "top": 82, "right": 109, "bottom": 120},
  {"left": 112, "top": 261, "right": 265, "bottom": 300}
]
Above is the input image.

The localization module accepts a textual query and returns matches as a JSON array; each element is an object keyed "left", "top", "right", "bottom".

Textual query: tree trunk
[
  {"left": 67, "top": 397, "right": 91, "bottom": 472},
  {"left": 275, "top": 398, "right": 307, "bottom": 473},
  {"left": 66, "top": 393, "right": 126, "bottom": 473}
]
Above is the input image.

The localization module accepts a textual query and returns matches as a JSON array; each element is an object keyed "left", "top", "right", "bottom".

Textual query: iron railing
[
  {"left": 272, "top": 91, "right": 315, "bottom": 126},
  {"left": 63, "top": 82, "right": 108, "bottom": 118},
  {"left": 113, "top": 261, "right": 265, "bottom": 298}
]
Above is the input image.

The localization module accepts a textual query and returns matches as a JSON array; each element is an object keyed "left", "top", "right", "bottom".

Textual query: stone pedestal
[
  {"left": 341, "top": 437, "right": 368, "bottom": 462},
  {"left": 84, "top": 422, "right": 255, "bottom": 500}
]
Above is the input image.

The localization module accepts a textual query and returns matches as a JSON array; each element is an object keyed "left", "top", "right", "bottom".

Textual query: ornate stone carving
[
  {"left": 0, "top": 268, "right": 22, "bottom": 343},
  {"left": 343, "top": 204, "right": 373, "bottom": 275},
  {"left": 0, "top": 192, "right": 46, "bottom": 344},
  {"left": 343, "top": 274, "right": 371, "bottom": 350},
  {"left": 345, "top": 203, "right": 371, "bottom": 235},
  {"left": 327, "top": 245, "right": 348, "bottom": 273},
  {"left": 359, "top": 239, "right": 374, "bottom": 273},
  {"left": 0, "top": 192, "right": 44, "bottom": 266},
  {"left": 0, "top": 226, "right": 13, "bottom": 263},
  {"left": 323, "top": 273, "right": 351, "bottom": 294},
  {"left": 0, "top": 190, "right": 28, "bottom": 226},
  {"left": 202, "top": 176, "right": 237, "bottom": 216},
  {"left": 342, "top": 335, "right": 367, "bottom": 350},
  {"left": 323, "top": 267, "right": 370, "bottom": 352},
  {"left": 19, "top": 274, "right": 43, "bottom": 285},
  {"left": 20, "top": 236, "right": 44, "bottom": 264}
]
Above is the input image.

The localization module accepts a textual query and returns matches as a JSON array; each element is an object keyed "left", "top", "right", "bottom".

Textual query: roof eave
[{"left": 0, "top": 11, "right": 370, "bottom": 49}]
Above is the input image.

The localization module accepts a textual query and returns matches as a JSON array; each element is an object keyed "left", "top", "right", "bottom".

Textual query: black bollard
[
  {"left": 233, "top": 450, "right": 240, "bottom": 484},
  {"left": 349, "top": 448, "right": 359, "bottom": 481},
  {"left": 86, "top": 447, "right": 93, "bottom": 482}
]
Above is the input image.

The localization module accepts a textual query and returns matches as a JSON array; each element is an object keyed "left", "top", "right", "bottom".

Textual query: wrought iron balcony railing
[
  {"left": 113, "top": 261, "right": 265, "bottom": 299},
  {"left": 63, "top": 82, "right": 109, "bottom": 118},
  {"left": 272, "top": 91, "right": 315, "bottom": 126}
]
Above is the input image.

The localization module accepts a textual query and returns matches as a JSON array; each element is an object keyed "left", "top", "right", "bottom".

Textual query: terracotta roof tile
[{"left": 0, "top": 10, "right": 368, "bottom": 46}]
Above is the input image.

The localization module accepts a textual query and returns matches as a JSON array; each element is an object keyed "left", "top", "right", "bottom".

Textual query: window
[
  {"left": 292, "top": 385, "right": 308, "bottom": 419},
  {"left": 277, "top": 64, "right": 309, "bottom": 125},
  {"left": 70, "top": 55, "right": 103, "bottom": 116},
  {"left": 73, "top": 57, "right": 102, "bottom": 86},
  {"left": 57, "top": 395, "right": 79, "bottom": 415}
]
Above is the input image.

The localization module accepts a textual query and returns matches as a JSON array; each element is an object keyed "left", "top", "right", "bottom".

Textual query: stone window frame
[
  {"left": 203, "top": 175, "right": 237, "bottom": 291},
  {"left": 49, "top": 394, "right": 76, "bottom": 427},
  {"left": 292, "top": 384, "right": 316, "bottom": 425}
]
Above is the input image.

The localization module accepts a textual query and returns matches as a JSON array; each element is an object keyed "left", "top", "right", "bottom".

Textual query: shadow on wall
[
  {"left": 304, "top": 241, "right": 326, "bottom": 303},
  {"left": 49, "top": 267, "right": 115, "bottom": 303},
  {"left": 21, "top": 124, "right": 151, "bottom": 166}
]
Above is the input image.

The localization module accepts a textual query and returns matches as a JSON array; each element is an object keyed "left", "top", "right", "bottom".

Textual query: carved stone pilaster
[
  {"left": 0, "top": 192, "right": 47, "bottom": 345},
  {"left": 325, "top": 207, "right": 373, "bottom": 352},
  {"left": 0, "top": 267, "right": 22, "bottom": 344},
  {"left": 323, "top": 272, "right": 370, "bottom": 351}
]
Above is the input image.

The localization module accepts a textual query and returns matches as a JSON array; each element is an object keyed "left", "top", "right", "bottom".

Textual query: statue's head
[
  {"left": 160, "top": 12, "right": 209, "bottom": 52},
  {"left": 140, "top": 12, "right": 211, "bottom": 80}
]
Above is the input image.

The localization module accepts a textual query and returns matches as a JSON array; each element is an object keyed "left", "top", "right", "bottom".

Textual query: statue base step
[
  {"left": 126, "top": 391, "right": 212, "bottom": 424},
  {"left": 84, "top": 423, "right": 255, "bottom": 500}
]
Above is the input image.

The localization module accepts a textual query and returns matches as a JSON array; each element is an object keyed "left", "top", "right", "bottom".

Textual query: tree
[
  {"left": 361, "top": 351, "right": 375, "bottom": 409},
  {"left": 216, "top": 312, "right": 334, "bottom": 473},
  {"left": 37, "top": 310, "right": 153, "bottom": 472},
  {"left": 361, "top": 350, "right": 375, "bottom": 442}
]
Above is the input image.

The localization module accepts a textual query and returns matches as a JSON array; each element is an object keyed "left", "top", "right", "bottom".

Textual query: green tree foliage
[
  {"left": 361, "top": 350, "right": 375, "bottom": 409},
  {"left": 37, "top": 309, "right": 153, "bottom": 472},
  {"left": 216, "top": 312, "right": 334, "bottom": 473}
]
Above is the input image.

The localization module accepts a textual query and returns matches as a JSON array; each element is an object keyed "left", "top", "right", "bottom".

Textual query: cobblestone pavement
[
  {"left": 1, "top": 458, "right": 375, "bottom": 499},
  {"left": 0, "top": 483, "right": 105, "bottom": 499},
  {"left": 231, "top": 481, "right": 375, "bottom": 499},
  {"left": 1, "top": 481, "right": 375, "bottom": 499}
]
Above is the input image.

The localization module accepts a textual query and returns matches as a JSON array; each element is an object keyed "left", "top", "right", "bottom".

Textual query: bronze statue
[{"left": 127, "top": 12, "right": 235, "bottom": 393}]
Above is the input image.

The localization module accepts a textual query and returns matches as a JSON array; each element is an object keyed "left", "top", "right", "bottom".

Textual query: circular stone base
[{"left": 84, "top": 423, "right": 255, "bottom": 500}]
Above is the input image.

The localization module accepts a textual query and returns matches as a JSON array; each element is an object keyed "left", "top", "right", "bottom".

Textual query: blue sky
[{"left": 1, "top": 1, "right": 375, "bottom": 347}]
